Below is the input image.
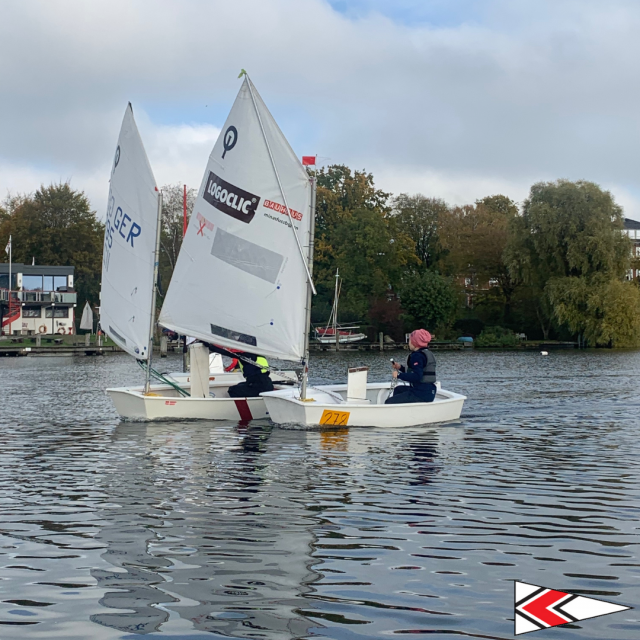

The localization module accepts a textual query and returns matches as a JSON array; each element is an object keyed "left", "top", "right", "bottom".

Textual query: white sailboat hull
[
  {"left": 107, "top": 381, "right": 276, "bottom": 421},
  {"left": 261, "top": 382, "right": 466, "bottom": 428}
]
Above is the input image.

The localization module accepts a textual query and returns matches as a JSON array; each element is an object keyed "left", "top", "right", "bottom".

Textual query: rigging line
[
  {"left": 244, "top": 75, "right": 317, "bottom": 294},
  {"left": 137, "top": 360, "right": 190, "bottom": 397},
  {"left": 303, "top": 384, "right": 346, "bottom": 404}
]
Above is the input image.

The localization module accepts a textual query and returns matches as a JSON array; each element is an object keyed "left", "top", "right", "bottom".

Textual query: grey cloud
[{"left": 1, "top": 0, "right": 640, "bottom": 215}]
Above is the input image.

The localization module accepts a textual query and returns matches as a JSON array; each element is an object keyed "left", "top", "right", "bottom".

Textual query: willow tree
[{"left": 506, "top": 179, "right": 634, "bottom": 344}]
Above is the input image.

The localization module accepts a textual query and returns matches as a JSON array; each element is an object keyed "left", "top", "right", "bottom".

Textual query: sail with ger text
[{"left": 100, "top": 104, "right": 159, "bottom": 360}]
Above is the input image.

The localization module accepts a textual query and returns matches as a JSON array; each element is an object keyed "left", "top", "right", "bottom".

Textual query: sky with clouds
[{"left": 2, "top": 0, "right": 640, "bottom": 219}]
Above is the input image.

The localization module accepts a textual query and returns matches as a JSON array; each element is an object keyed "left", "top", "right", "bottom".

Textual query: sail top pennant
[
  {"left": 100, "top": 104, "right": 159, "bottom": 360},
  {"left": 514, "top": 581, "right": 631, "bottom": 635},
  {"left": 159, "top": 76, "right": 313, "bottom": 362}
]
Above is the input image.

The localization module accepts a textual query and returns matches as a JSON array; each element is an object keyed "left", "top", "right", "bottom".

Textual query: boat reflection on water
[
  {"left": 89, "top": 420, "right": 455, "bottom": 638},
  {"left": 90, "top": 421, "right": 319, "bottom": 639}
]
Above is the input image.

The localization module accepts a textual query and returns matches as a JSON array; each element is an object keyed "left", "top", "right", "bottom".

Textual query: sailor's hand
[
  {"left": 392, "top": 362, "right": 401, "bottom": 370},
  {"left": 392, "top": 370, "right": 398, "bottom": 379}
]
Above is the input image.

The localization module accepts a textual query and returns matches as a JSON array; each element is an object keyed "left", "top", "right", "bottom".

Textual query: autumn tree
[
  {"left": 437, "top": 195, "right": 519, "bottom": 324},
  {"left": 392, "top": 194, "right": 446, "bottom": 270}
]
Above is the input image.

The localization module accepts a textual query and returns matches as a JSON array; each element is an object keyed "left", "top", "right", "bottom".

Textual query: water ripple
[{"left": 0, "top": 351, "right": 639, "bottom": 638}]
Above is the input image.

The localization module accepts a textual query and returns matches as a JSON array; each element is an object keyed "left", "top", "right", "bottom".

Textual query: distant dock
[
  {"left": 0, "top": 335, "right": 120, "bottom": 357},
  {"left": 310, "top": 340, "right": 466, "bottom": 351}
]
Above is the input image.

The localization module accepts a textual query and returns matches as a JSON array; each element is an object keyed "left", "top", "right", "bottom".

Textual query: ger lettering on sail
[{"left": 100, "top": 104, "right": 160, "bottom": 362}]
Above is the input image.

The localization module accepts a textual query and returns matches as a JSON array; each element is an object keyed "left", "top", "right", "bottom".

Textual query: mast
[
  {"left": 300, "top": 176, "right": 316, "bottom": 401},
  {"left": 144, "top": 190, "right": 163, "bottom": 394},
  {"left": 7, "top": 235, "right": 11, "bottom": 337},
  {"left": 334, "top": 268, "right": 339, "bottom": 351}
]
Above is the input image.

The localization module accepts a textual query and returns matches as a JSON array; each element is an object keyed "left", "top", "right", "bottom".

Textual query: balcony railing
[{"left": 0, "top": 289, "right": 77, "bottom": 304}]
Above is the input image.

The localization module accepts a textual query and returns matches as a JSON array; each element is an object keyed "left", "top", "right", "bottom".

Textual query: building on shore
[
  {"left": 0, "top": 264, "right": 76, "bottom": 336},
  {"left": 623, "top": 218, "right": 640, "bottom": 280}
]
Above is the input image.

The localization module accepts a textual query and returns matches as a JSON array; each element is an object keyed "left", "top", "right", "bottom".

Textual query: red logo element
[
  {"left": 196, "top": 211, "right": 214, "bottom": 236},
  {"left": 515, "top": 581, "right": 631, "bottom": 635},
  {"left": 164, "top": 400, "right": 177, "bottom": 406},
  {"left": 263, "top": 199, "right": 303, "bottom": 221}
]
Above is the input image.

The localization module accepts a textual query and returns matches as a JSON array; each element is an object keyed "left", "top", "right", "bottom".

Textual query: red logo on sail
[
  {"left": 196, "top": 212, "right": 213, "bottom": 236},
  {"left": 263, "top": 199, "right": 303, "bottom": 221}
]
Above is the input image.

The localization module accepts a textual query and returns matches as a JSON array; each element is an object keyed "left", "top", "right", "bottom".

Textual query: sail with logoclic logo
[
  {"left": 100, "top": 104, "right": 160, "bottom": 360},
  {"left": 159, "top": 76, "right": 314, "bottom": 362}
]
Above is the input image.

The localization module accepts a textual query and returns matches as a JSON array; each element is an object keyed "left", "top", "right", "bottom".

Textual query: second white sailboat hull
[{"left": 261, "top": 382, "right": 466, "bottom": 428}]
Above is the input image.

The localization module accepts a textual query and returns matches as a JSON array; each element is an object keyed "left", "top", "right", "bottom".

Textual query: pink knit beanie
[{"left": 410, "top": 329, "right": 432, "bottom": 348}]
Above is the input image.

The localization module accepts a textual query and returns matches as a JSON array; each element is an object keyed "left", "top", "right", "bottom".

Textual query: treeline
[
  {"left": 2, "top": 169, "right": 639, "bottom": 346},
  {"left": 312, "top": 166, "right": 640, "bottom": 347},
  {"left": 0, "top": 182, "right": 196, "bottom": 324}
]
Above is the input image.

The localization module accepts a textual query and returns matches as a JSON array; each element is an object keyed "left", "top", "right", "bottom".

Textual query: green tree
[
  {"left": 392, "top": 194, "right": 446, "bottom": 270},
  {"left": 506, "top": 180, "right": 631, "bottom": 340},
  {"left": 313, "top": 165, "right": 410, "bottom": 321},
  {"left": 399, "top": 270, "right": 458, "bottom": 332},
  {"left": 327, "top": 207, "right": 416, "bottom": 318},
  {"left": 0, "top": 183, "right": 104, "bottom": 317}
]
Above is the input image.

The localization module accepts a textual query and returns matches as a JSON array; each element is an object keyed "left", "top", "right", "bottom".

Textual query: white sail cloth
[
  {"left": 100, "top": 104, "right": 159, "bottom": 360},
  {"left": 80, "top": 301, "right": 94, "bottom": 331},
  {"left": 159, "top": 77, "right": 313, "bottom": 362}
]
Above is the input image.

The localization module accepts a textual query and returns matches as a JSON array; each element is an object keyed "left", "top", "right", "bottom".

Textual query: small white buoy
[{"left": 541, "top": 351, "right": 549, "bottom": 356}]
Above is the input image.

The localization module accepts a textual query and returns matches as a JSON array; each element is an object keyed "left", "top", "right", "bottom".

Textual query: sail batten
[
  {"left": 159, "top": 77, "right": 312, "bottom": 362},
  {"left": 100, "top": 105, "right": 159, "bottom": 360}
]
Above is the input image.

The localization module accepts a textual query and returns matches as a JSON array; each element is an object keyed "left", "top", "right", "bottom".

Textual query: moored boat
[{"left": 315, "top": 327, "right": 367, "bottom": 344}]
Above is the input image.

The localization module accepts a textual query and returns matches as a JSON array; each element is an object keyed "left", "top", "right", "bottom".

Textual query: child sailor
[{"left": 386, "top": 329, "right": 437, "bottom": 404}]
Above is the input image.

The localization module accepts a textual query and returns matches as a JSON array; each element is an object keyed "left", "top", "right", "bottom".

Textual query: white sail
[
  {"left": 100, "top": 104, "right": 159, "bottom": 360},
  {"left": 80, "top": 301, "right": 94, "bottom": 331},
  {"left": 159, "top": 77, "right": 313, "bottom": 362}
]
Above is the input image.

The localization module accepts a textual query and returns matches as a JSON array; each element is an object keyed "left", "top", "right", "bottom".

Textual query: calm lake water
[{"left": 0, "top": 349, "right": 639, "bottom": 639}]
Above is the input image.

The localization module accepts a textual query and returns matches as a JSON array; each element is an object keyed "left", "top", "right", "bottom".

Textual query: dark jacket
[{"left": 397, "top": 348, "right": 436, "bottom": 401}]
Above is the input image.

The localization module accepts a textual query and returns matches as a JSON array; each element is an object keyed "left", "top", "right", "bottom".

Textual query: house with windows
[
  {"left": 0, "top": 264, "right": 76, "bottom": 335},
  {"left": 623, "top": 218, "right": 640, "bottom": 280}
]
